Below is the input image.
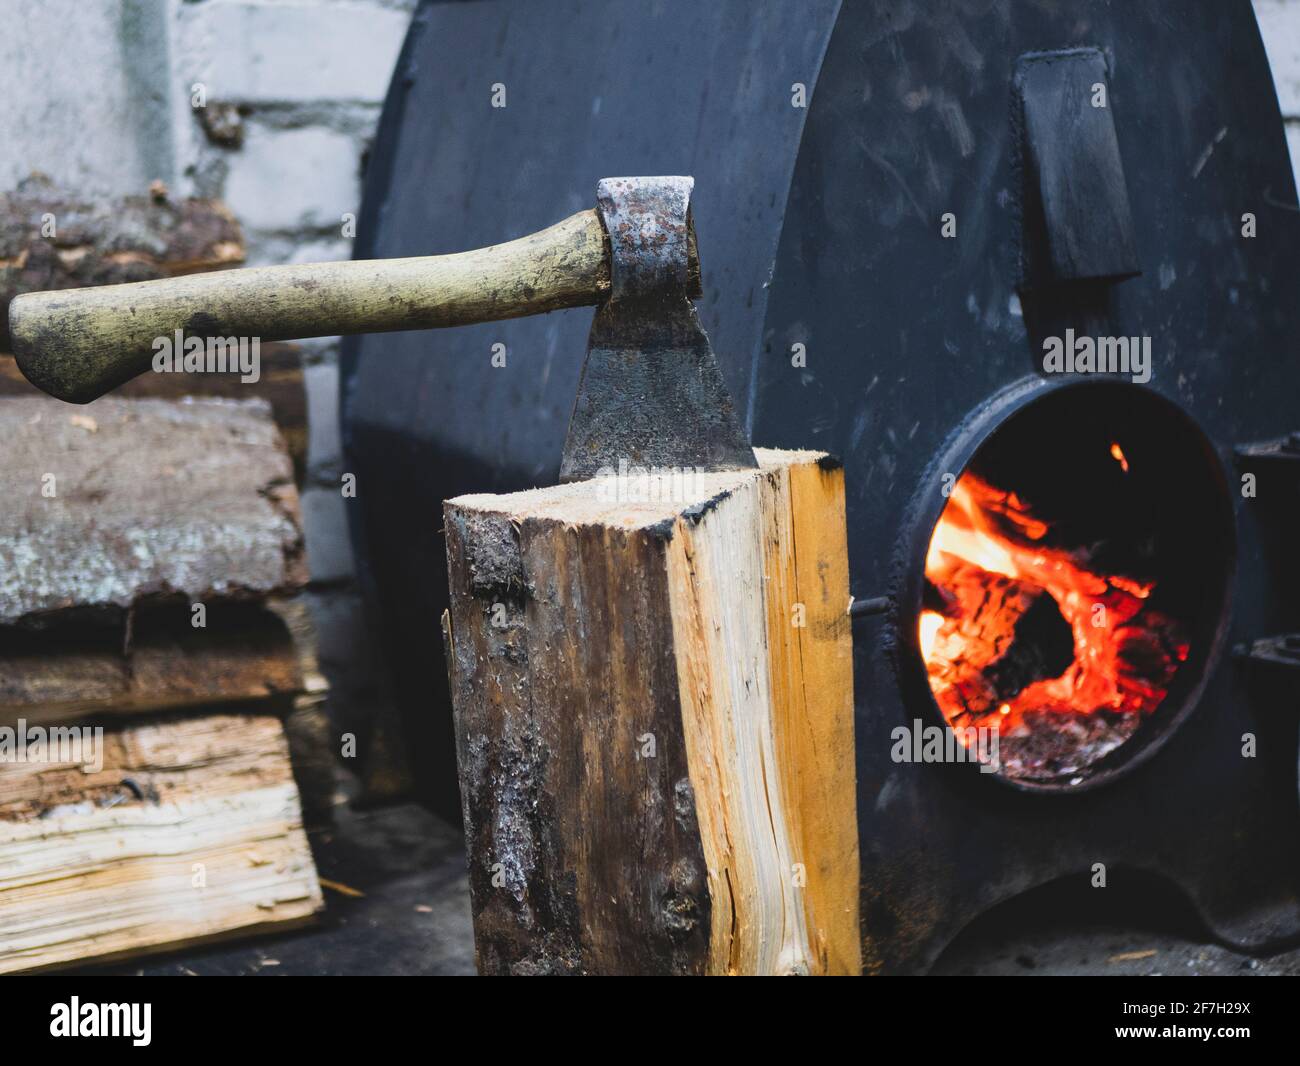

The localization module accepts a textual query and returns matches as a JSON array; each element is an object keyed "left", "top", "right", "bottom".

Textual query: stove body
[
  {"left": 752, "top": 0, "right": 1300, "bottom": 972},
  {"left": 343, "top": 0, "right": 1300, "bottom": 972}
]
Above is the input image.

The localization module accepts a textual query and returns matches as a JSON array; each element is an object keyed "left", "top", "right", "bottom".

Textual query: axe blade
[{"left": 558, "top": 176, "right": 757, "bottom": 483}]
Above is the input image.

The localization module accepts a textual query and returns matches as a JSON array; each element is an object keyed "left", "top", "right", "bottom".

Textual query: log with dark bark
[
  {"left": 0, "top": 604, "right": 300, "bottom": 727},
  {"left": 0, "top": 177, "right": 314, "bottom": 479},
  {"left": 0, "top": 394, "right": 332, "bottom": 821},
  {"left": 0, "top": 395, "right": 306, "bottom": 625},
  {"left": 0, "top": 345, "right": 309, "bottom": 483},
  {"left": 443, "top": 449, "right": 860, "bottom": 975},
  {"left": 0, "top": 175, "right": 244, "bottom": 351}
]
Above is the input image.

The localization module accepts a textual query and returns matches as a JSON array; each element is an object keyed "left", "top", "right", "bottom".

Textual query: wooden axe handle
[{"left": 10, "top": 208, "right": 637, "bottom": 404}]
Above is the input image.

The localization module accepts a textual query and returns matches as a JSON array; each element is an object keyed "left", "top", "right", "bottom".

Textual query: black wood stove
[{"left": 343, "top": 0, "right": 1300, "bottom": 972}]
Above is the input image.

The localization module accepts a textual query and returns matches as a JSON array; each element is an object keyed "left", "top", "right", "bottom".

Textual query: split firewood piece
[
  {"left": 443, "top": 448, "right": 860, "bottom": 975},
  {"left": 0, "top": 713, "right": 323, "bottom": 973}
]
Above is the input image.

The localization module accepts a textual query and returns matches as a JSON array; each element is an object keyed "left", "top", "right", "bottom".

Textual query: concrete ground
[
  {"left": 932, "top": 875, "right": 1300, "bottom": 976},
  {"left": 71, "top": 800, "right": 1300, "bottom": 977}
]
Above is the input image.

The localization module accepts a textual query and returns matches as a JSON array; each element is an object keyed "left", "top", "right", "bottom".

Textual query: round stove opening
[{"left": 915, "top": 382, "right": 1233, "bottom": 789}]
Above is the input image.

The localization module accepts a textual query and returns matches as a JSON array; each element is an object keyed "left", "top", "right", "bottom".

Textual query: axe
[{"left": 8, "top": 176, "right": 755, "bottom": 482}]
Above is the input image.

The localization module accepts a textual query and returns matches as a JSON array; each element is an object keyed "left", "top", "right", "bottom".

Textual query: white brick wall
[
  {"left": 175, "top": 1, "right": 409, "bottom": 105},
  {"left": 223, "top": 124, "right": 360, "bottom": 232},
  {"left": 171, "top": 0, "right": 412, "bottom": 245},
  {"left": 0, "top": 1, "right": 178, "bottom": 197}
]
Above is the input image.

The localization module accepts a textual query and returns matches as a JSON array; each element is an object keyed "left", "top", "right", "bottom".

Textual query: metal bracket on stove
[
  {"left": 1234, "top": 432, "right": 1300, "bottom": 466},
  {"left": 1236, "top": 634, "right": 1300, "bottom": 674}
]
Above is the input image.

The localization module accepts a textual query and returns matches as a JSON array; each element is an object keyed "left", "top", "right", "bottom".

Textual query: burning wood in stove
[{"left": 920, "top": 467, "right": 1189, "bottom": 783}]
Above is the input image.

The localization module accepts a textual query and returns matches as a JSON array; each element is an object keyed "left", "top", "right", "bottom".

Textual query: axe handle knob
[{"left": 10, "top": 208, "right": 613, "bottom": 404}]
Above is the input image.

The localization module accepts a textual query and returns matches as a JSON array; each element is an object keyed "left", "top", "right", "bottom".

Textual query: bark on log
[
  {"left": 0, "top": 176, "right": 244, "bottom": 352},
  {"left": 0, "top": 605, "right": 300, "bottom": 728},
  {"left": 0, "top": 393, "right": 331, "bottom": 820},
  {"left": 444, "top": 448, "right": 860, "bottom": 975},
  {"left": 0, "top": 395, "right": 306, "bottom": 625},
  {"left": 0, "top": 346, "right": 309, "bottom": 484},
  {"left": 0, "top": 713, "right": 322, "bottom": 973},
  {"left": 0, "top": 604, "right": 334, "bottom": 826}
]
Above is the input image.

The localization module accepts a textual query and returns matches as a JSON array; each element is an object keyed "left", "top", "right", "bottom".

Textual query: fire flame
[
  {"left": 920, "top": 456, "right": 1188, "bottom": 778},
  {"left": 1110, "top": 441, "right": 1129, "bottom": 473}
]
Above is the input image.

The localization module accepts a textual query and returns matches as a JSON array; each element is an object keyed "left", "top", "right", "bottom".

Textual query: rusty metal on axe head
[{"left": 559, "top": 176, "right": 757, "bottom": 482}]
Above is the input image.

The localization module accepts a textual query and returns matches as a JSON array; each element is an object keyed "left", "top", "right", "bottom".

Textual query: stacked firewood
[{"left": 0, "top": 183, "right": 329, "bottom": 972}]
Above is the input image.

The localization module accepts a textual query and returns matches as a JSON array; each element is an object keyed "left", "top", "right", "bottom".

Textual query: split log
[
  {"left": 0, "top": 713, "right": 322, "bottom": 973},
  {"left": 0, "top": 603, "right": 335, "bottom": 826},
  {"left": 443, "top": 448, "right": 860, "bottom": 975}
]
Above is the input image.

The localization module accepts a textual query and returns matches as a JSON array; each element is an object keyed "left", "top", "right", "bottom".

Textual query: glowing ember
[
  {"left": 920, "top": 459, "right": 1189, "bottom": 781},
  {"left": 1110, "top": 441, "right": 1130, "bottom": 473}
]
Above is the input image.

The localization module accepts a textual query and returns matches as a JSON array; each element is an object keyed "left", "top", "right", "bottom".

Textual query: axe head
[{"left": 558, "top": 176, "right": 757, "bottom": 483}]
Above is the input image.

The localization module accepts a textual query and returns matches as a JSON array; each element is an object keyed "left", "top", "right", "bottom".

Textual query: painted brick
[
  {"left": 224, "top": 124, "right": 359, "bottom": 231},
  {"left": 177, "top": 1, "right": 410, "bottom": 105},
  {"left": 305, "top": 362, "right": 343, "bottom": 478},
  {"left": 302, "top": 485, "right": 358, "bottom": 583}
]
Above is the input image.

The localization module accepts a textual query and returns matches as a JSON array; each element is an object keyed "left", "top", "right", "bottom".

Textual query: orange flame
[
  {"left": 1110, "top": 441, "right": 1129, "bottom": 473},
  {"left": 920, "top": 454, "right": 1187, "bottom": 773}
]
